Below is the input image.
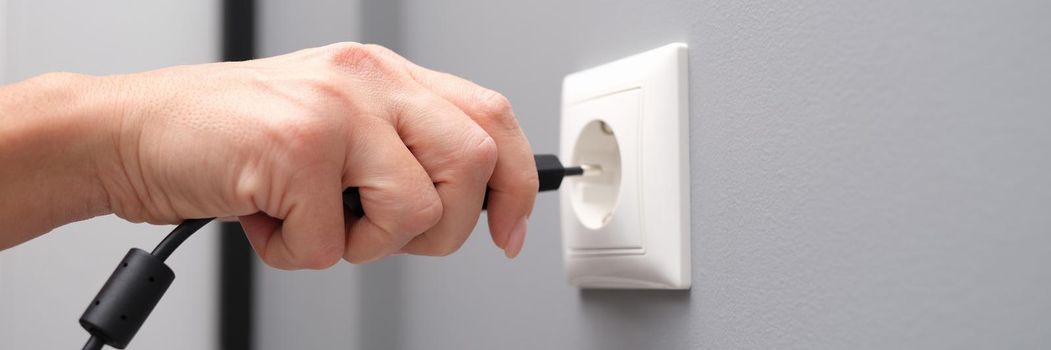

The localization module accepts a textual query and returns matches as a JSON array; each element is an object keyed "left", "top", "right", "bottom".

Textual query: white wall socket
[{"left": 560, "top": 43, "right": 690, "bottom": 289}]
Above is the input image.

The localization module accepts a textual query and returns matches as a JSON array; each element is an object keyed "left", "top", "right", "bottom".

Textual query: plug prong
[{"left": 565, "top": 164, "right": 602, "bottom": 177}]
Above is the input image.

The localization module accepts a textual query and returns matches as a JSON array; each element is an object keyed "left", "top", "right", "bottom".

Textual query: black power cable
[
  {"left": 82, "top": 335, "right": 105, "bottom": 350},
  {"left": 80, "top": 219, "right": 216, "bottom": 350},
  {"left": 151, "top": 219, "right": 214, "bottom": 261},
  {"left": 78, "top": 154, "right": 589, "bottom": 349}
]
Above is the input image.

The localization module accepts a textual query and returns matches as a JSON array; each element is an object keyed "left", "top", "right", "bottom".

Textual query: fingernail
[
  {"left": 504, "top": 217, "right": 528, "bottom": 259},
  {"left": 389, "top": 249, "right": 408, "bottom": 256}
]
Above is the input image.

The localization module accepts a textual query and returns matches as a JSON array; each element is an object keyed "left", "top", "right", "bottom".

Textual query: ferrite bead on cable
[{"left": 79, "top": 248, "right": 175, "bottom": 349}]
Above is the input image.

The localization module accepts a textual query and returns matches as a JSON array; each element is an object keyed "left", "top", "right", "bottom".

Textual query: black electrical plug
[{"left": 342, "top": 154, "right": 591, "bottom": 216}]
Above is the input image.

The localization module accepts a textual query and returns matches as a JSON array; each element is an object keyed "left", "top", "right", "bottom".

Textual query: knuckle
[
  {"left": 298, "top": 250, "right": 342, "bottom": 270},
  {"left": 258, "top": 252, "right": 293, "bottom": 270},
  {"left": 326, "top": 41, "right": 363, "bottom": 52},
  {"left": 465, "top": 133, "right": 499, "bottom": 173},
  {"left": 361, "top": 43, "right": 397, "bottom": 58},
  {"left": 284, "top": 244, "right": 342, "bottom": 270},
  {"left": 427, "top": 238, "right": 465, "bottom": 257},
  {"left": 473, "top": 90, "right": 517, "bottom": 130},
  {"left": 521, "top": 166, "right": 541, "bottom": 194},
  {"left": 323, "top": 42, "right": 399, "bottom": 77},
  {"left": 307, "top": 243, "right": 345, "bottom": 269},
  {"left": 325, "top": 42, "right": 368, "bottom": 62},
  {"left": 396, "top": 194, "right": 444, "bottom": 234},
  {"left": 325, "top": 42, "right": 377, "bottom": 66},
  {"left": 378, "top": 188, "right": 443, "bottom": 238},
  {"left": 477, "top": 89, "right": 512, "bottom": 114},
  {"left": 406, "top": 234, "right": 466, "bottom": 258}
]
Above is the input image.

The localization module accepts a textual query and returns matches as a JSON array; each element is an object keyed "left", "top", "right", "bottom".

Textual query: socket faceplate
[{"left": 560, "top": 43, "right": 690, "bottom": 289}]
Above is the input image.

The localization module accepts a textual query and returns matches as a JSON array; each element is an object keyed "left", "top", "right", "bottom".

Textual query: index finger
[{"left": 367, "top": 46, "right": 538, "bottom": 258}]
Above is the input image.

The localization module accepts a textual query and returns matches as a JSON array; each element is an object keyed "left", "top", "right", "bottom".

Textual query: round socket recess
[
  {"left": 570, "top": 120, "right": 622, "bottom": 229},
  {"left": 561, "top": 88, "right": 644, "bottom": 252}
]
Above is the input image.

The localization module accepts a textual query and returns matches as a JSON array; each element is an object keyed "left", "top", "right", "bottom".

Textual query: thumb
[{"left": 240, "top": 177, "right": 346, "bottom": 270}]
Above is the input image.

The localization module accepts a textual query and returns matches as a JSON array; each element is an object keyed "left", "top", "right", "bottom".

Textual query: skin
[{"left": 0, "top": 43, "right": 539, "bottom": 269}]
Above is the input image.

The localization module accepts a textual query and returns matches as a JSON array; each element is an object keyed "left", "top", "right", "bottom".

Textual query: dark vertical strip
[
  {"left": 219, "top": 223, "right": 253, "bottom": 350},
  {"left": 220, "top": 0, "right": 255, "bottom": 349},
  {"left": 223, "top": 0, "right": 255, "bottom": 61}
]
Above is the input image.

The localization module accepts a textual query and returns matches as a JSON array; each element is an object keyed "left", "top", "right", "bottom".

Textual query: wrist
[
  {"left": 54, "top": 72, "right": 125, "bottom": 214},
  {"left": 0, "top": 72, "right": 124, "bottom": 232}
]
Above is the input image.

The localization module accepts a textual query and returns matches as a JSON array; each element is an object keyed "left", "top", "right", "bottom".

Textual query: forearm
[{"left": 0, "top": 73, "right": 119, "bottom": 249}]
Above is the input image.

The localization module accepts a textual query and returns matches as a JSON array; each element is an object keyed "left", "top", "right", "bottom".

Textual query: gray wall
[
  {"left": 258, "top": 1, "right": 1051, "bottom": 349},
  {"left": 0, "top": 1, "right": 221, "bottom": 349}
]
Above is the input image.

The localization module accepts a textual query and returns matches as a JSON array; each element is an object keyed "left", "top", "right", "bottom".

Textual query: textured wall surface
[
  {"left": 0, "top": 1, "right": 221, "bottom": 349},
  {"left": 258, "top": 1, "right": 1051, "bottom": 349}
]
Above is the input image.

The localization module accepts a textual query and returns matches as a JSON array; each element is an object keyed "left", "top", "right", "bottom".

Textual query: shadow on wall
[{"left": 579, "top": 289, "right": 693, "bottom": 349}]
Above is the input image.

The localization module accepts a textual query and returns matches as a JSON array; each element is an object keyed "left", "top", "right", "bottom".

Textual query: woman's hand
[{"left": 0, "top": 43, "right": 537, "bottom": 269}]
